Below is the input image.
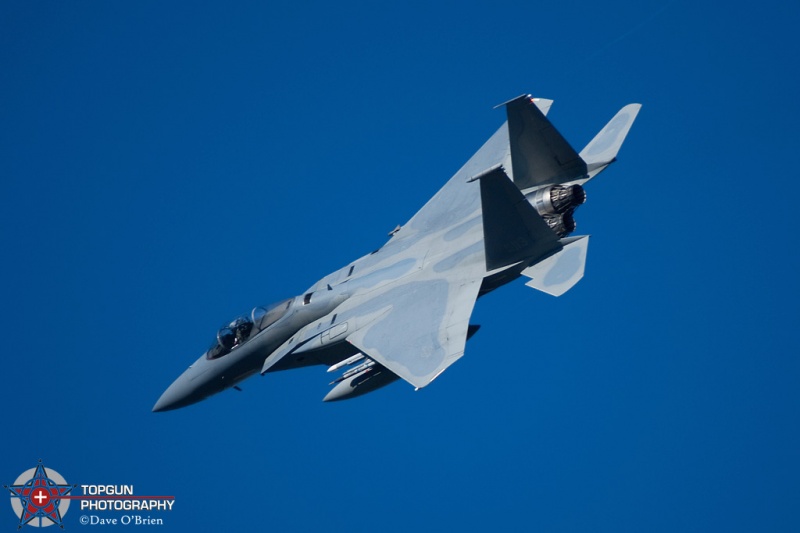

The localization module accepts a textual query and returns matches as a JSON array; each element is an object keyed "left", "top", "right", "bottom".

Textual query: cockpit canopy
[{"left": 206, "top": 298, "right": 293, "bottom": 360}]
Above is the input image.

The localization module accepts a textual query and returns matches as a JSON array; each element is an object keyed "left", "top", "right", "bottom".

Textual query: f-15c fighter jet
[{"left": 153, "top": 94, "right": 640, "bottom": 412}]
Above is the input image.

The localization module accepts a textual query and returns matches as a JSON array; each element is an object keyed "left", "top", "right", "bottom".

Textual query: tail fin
[
  {"left": 502, "top": 95, "right": 587, "bottom": 190},
  {"left": 469, "top": 165, "right": 561, "bottom": 271},
  {"left": 579, "top": 104, "right": 641, "bottom": 181}
]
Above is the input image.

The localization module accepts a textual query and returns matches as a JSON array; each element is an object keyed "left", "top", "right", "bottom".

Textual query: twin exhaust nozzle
[{"left": 527, "top": 184, "right": 586, "bottom": 238}]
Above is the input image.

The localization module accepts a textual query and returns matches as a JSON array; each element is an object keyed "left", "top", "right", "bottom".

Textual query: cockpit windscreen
[{"left": 206, "top": 298, "right": 293, "bottom": 359}]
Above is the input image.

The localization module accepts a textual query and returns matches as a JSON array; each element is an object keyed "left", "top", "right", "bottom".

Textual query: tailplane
[{"left": 522, "top": 235, "right": 589, "bottom": 296}]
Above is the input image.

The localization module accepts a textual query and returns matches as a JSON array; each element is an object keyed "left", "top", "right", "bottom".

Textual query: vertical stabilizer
[
  {"left": 579, "top": 104, "right": 641, "bottom": 181},
  {"left": 502, "top": 95, "right": 587, "bottom": 190},
  {"left": 469, "top": 165, "right": 561, "bottom": 271}
]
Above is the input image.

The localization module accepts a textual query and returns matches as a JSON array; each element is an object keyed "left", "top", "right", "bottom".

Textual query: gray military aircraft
[{"left": 153, "top": 94, "right": 640, "bottom": 411}]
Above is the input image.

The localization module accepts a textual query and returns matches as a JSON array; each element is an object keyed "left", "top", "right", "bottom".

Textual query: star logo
[{"left": 4, "top": 461, "right": 76, "bottom": 529}]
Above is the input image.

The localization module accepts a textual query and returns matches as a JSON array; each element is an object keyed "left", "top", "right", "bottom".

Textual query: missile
[
  {"left": 330, "top": 359, "right": 375, "bottom": 384},
  {"left": 327, "top": 353, "right": 365, "bottom": 373}
]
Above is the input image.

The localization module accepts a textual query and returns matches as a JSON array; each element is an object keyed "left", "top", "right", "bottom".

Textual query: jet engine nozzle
[
  {"left": 544, "top": 211, "right": 576, "bottom": 237},
  {"left": 529, "top": 184, "right": 586, "bottom": 215}
]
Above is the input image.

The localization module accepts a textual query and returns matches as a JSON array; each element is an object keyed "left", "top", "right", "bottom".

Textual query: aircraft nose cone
[{"left": 152, "top": 376, "right": 194, "bottom": 412}]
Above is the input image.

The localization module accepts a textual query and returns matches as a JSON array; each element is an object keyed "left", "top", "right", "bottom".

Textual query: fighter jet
[{"left": 153, "top": 94, "right": 640, "bottom": 412}]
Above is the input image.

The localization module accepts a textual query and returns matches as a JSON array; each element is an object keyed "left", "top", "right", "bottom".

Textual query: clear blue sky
[{"left": 3, "top": 1, "right": 799, "bottom": 531}]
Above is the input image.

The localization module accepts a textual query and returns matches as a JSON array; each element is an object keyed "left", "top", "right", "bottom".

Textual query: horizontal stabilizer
[
  {"left": 579, "top": 104, "right": 641, "bottom": 181},
  {"left": 522, "top": 235, "right": 589, "bottom": 296}
]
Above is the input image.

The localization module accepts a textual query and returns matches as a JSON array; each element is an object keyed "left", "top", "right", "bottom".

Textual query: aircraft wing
[{"left": 336, "top": 261, "right": 484, "bottom": 390}]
